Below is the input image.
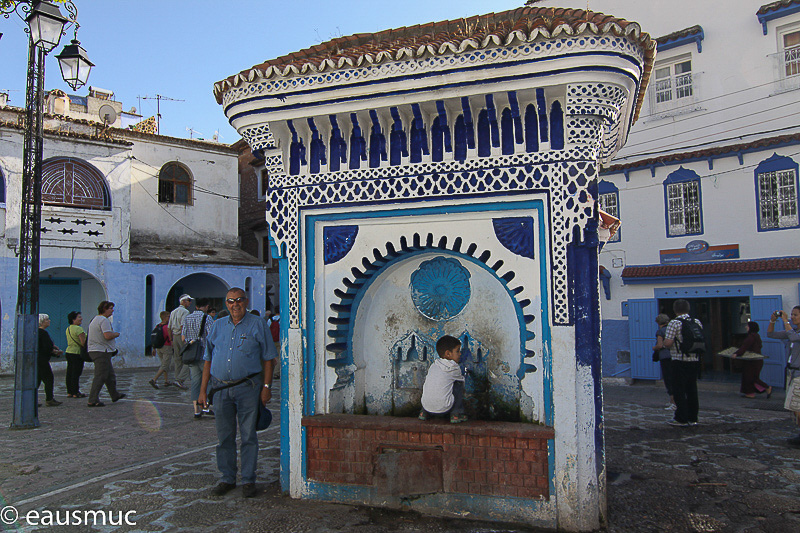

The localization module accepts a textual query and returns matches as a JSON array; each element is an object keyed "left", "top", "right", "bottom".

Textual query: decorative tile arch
[{"left": 324, "top": 232, "right": 539, "bottom": 390}]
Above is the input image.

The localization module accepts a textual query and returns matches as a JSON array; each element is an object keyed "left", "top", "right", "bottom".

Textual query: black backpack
[
  {"left": 151, "top": 324, "right": 166, "bottom": 349},
  {"left": 678, "top": 317, "right": 705, "bottom": 355}
]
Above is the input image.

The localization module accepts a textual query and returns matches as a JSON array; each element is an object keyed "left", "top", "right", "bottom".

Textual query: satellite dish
[{"left": 98, "top": 104, "right": 117, "bottom": 126}]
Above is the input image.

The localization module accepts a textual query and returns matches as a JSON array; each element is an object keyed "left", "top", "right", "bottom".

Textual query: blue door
[
  {"left": 751, "top": 295, "right": 785, "bottom": 388},
  {"left": 629, "top": 299, "right": 660, "bottom": 379},
  {"left": 40, "top": 279, "right": 81, "bottom": 352}
]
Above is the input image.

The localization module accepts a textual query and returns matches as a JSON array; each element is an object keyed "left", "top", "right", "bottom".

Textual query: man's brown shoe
[
  {"left": 210, "top": 482, "right": 236, "bottom": 496},
  {"left": 242, "top": 483, "right": 257, "bottom": 498}
]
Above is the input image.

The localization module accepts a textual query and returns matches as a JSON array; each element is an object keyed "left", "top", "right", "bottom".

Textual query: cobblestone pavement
[
  {"left": 0, "top": 368, "right": 798, "bottom": 532},
  {"left": 604, "top": 379, "right": 800, "bottom": 533}
]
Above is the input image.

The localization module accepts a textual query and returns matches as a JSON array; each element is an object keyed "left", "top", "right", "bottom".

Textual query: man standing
[
  {"left": 168, "top": 294, "right": 192, "bottom": 389},
  {"left": 182, "top": 297, "right": 214, "bottom": 419},
  {"left": 198, "top": 288, "right": 277, "bottom": 498},
  {"left": 664, "top": 299, "right": 704, "bottom": 427}
]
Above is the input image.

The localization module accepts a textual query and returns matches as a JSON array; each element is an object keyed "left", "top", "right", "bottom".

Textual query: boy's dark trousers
[{"left": 422, "top": 381, "right": 465, "bottom": 418}]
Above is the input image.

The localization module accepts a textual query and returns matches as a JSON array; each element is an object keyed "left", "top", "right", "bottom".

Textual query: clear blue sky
[{"left": 2, "top": 0, "right": 522, "bottom": 143}]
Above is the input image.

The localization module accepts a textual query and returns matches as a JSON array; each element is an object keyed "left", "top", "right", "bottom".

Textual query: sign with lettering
[{"left": 659, "top": 243, "right": 739, "bottom": 264}]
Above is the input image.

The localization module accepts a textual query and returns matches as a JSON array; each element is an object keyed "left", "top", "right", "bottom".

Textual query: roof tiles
[
  {"left": 622, "top": 257, "right": 800, "bottom": 279},
  {"left": 215, "top": 6, "right": 655, "bottom": 115},
  {"left": 757, "top": 0, "right": 800, "bottom": 15}
]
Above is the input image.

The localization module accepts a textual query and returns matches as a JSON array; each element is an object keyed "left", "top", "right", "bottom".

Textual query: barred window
[
  {"left": 654, "top": 59, "right": 692, "bottom": 104},
  {"left": 158, "top": 162, "right": 191, "bottom": 204},
  {"left": 783, "top": 30, "right": 800, "bottom": 78},
  {"left": 663, "top": 168, "right": 703, "bottom": 237},
  {"left": 758, "top": 169, "right": 799, "bottom": 229}
]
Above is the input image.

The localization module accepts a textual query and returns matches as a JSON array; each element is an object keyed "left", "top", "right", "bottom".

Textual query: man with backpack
[{"left": 664, "top": 299, "right": 705, "bottom": 427}]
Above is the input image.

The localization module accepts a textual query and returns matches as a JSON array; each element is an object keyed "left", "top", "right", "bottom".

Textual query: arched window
[
  {"left": 754, "top": 153, "right": 799, "bottom": 231},
  {"left": 42, "top": 157, "right": 111, "bottom": 210},
  {"left": 158, "top": 162, "right": 192, "bottom": 204}
]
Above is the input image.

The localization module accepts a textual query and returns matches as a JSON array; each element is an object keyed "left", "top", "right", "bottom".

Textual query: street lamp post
[{"left": 2, "top": 0, "right": 93, "bottom": 429}]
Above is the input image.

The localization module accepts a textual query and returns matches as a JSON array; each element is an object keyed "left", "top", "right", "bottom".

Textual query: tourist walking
[
  {"left": 198, "top": 288, "right": 277, "bottom": 498},
  {"left": 37, "top": 314, "right": 62, "bottom": 407},
  {"left": 664, "top": 299, "right": 704, "bottom": 427},
  {"left": 149, "top": 311, "right": 173, "bottom": 389},
  {"left": 64, "top": 311, "right": 87, "bottom": 398},
  {"left": 768, "top": 306, "right": 800, "bottom": 447},
  {"left": 86, "top": 301, "right": 126, "bottom": 407},
  {"left": 732, "top": 321, "right": 771, "bottom": 399},
  {"left": 168, "top": 294, "right": 192, "bottom": 390},
  {"left": 182, "top": 298, "right": 213, "bottom": 419}
]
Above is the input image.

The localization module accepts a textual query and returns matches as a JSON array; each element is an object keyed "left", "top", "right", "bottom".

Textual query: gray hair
[
  {"left": 38, "top": 314, "right": 50, "bottom": 327},
  {"left": 655, "top": 313, "right": 670, "bottom": 326}
]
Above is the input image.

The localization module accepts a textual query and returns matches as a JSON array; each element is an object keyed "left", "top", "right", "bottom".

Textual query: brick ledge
[{"left": 302, "top": 414, "right": 554, "bottom": 439}]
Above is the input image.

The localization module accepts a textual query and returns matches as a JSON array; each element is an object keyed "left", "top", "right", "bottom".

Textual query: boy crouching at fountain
[{"left": 419, "top": 335, "right": 467, "bottom": 423}]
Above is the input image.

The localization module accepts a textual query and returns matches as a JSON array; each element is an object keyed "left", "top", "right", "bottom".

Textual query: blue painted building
[
  {"left": 0, "top": 94, "right": 266, "bottom": 370},
  {"left": 547, "top": 1, "right": 800, "bottom": 385},
  {"left": 216, "top": 6, "right": 654, "bottom": 531}
]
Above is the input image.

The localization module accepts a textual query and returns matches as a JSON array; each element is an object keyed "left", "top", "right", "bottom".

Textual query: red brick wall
[{"left": 303, "top": 414, "right": 553, "bottom": 499}]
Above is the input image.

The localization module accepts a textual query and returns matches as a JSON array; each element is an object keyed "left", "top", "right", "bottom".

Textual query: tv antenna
[
  {"left": 186, "top": 127, "right": 203, "bottom": 139},
  {"left": 141, "top": 94, "right": 184, "bottom": 134}
]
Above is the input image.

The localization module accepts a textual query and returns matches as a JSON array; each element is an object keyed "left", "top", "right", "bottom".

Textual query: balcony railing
[
  {"left": 769, "top": 48, "right": 800, "bottom": 93},
  {"left": 647, "top": 71, "right": 702, "bottom": 118}
]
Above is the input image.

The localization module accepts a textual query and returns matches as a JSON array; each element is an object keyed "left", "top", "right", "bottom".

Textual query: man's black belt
[{"left": 209, "top": 372, "right": 261, "bottom": 403}]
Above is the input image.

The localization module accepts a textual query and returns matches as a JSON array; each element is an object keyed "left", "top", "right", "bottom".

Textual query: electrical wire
[
  {"left": 610, "top": 124, "right": 800, "bottom": 163},
  {"left": 130, "top": 156, "right": 241, "bottom": 201},
  {"left": 603, "top": 148, "right": 800, "bottom": 194},
  {"left": 633, "top": 76, "right": 794, "bottom": 125},
  {"left": 131, "top": 171, "right": 234, "bottom": 248},
  {"left": 620, "top": 100, "right": 800, "bottom": 153}
]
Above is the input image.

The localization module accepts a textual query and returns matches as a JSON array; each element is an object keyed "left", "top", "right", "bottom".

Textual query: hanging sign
[{"left": 659, "top": 242, "right": 739, "bottom": 264}]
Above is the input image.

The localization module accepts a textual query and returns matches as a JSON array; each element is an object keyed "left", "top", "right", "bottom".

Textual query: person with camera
[{"left": 768, "top": 306, "right": 800, "bottom": 447}]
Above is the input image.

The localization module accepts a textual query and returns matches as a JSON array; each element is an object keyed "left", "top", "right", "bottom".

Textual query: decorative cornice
[{"left": 214, "top": 6, "right": 654, "bottom": 121}]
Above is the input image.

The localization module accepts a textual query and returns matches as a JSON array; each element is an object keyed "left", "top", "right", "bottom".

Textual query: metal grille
[
  {"left": 41, "top": 157, "right": 110, "bottom": 210},
  {"left": 759, "top": 169, "right": 799, "bottom": 229},
  {"left": 667, "top": 181, "right": 701, "bottom": 235},
  {"left": 157, "top": 162, "right": 192, "bottom": 204}
]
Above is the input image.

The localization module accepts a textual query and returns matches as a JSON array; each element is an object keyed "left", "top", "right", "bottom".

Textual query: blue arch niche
[{"left": 324, "top": 237, "right": 538, "bottom": 396}]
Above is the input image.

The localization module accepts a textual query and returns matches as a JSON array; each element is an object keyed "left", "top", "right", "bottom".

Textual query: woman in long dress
[{"left": 732, "top": 321, "right": 770, "bottom": 398}]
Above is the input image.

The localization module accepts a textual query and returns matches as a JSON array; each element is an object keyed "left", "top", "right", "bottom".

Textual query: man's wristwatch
[{"left": 263, "top": 383, "right": 271, "bottom": 389}]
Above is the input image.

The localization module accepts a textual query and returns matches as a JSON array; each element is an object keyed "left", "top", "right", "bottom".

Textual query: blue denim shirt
[{"left": 205, "top": 312, "right": 277, "bottom": 381}]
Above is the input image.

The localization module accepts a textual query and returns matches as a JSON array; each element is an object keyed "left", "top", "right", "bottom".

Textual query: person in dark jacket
[
  {"left": 733, "top": 321, "right": 771, "bottom": 398},
  {"left": 38, "top": 314, "right": 63, "bottom": 407}
]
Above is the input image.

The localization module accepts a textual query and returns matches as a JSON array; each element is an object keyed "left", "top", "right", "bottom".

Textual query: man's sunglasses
[{"left": 226, "top": 297, "right": 246, "bottom": 303}]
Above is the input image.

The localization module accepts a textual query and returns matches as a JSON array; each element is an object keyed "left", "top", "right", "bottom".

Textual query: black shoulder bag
[{"left": 181, "top": 314, "right": 209, "bottom": 364}]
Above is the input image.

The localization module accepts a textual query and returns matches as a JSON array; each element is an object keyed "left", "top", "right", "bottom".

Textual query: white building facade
[
  {"left": 550, "top": 0, "right": 800, "bottom": 384},
  {"left": 0, "top": 96, "right": 266, "bottom": 370}
]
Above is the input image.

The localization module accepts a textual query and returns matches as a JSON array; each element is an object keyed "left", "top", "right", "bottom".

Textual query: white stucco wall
[
  {"left": 129, "top": 139, "right": 239, "bottom": 247},
  {"left": 552, "top": 0, "right": 800, "bottom": 158}
]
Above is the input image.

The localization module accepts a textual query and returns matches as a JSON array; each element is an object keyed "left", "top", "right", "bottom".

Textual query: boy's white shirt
[{"left": 421, "top": 357, "right": 465, "bottom": 414}]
